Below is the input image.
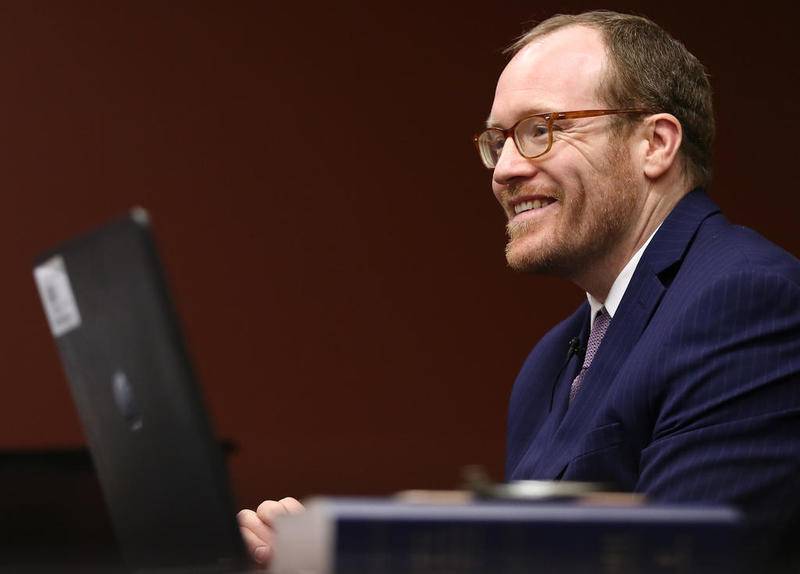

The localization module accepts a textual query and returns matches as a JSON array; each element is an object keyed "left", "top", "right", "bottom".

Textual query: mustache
[{"left": 507, "top": 182, "right": 563, "bottom": 201}]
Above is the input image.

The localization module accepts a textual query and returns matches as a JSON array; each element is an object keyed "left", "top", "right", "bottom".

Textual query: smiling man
[
  {"left": 239, "top": 10, "right": 800, "bottom": 570},
  {"left": 482, "top": 20, "right": 691, "bottom": 297},
  {"left": 477, "top": 10, "right": 800, "bottom": 569}
]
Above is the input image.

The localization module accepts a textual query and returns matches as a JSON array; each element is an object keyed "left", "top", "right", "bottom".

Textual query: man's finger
[
  {"left": 239, "top": 527, "right": 271, "bottom": 565},
  {"left": 256, "top": 499, "right": 289, "bottom": 526},
  {"left": 237, "top": 509, "right": 272, "bottom": 544},
  {"left": 278, "top": 497, "right": 305, "bottom": 515}
]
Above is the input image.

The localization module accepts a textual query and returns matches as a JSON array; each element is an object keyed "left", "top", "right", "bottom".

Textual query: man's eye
[
  {"left": 520, "top": 123, "right": 549, "bottom": 139},
  {"left": 489, "top": 135, "right": 506, "bottom": 151}
]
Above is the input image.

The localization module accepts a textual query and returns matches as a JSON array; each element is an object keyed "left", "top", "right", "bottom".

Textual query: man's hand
[{"left": 237, "top": 497, "right": 305, "bottom": 567}]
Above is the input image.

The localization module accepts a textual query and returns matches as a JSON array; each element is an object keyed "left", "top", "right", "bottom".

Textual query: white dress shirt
[{"left": 587, "top": 225, "right": 662, "bottom": 330}]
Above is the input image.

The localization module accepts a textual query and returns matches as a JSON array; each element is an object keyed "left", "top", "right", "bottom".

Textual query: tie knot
[{"left": 593, "top": 308, "right": 610, "bottom": 331}]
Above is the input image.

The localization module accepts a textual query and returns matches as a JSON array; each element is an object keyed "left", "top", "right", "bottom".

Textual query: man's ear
[{"left": 641, "top": 113, "right": 682, "bottom": 179}]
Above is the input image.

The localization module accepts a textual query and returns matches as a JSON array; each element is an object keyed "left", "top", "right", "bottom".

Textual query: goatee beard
[{"left": 505, "top": 229, "right": 576, "bottom": 276}]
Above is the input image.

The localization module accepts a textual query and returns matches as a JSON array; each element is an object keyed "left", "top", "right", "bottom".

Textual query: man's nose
[{"left": 492, "top": 138, "right": 538, "bottom": 187}]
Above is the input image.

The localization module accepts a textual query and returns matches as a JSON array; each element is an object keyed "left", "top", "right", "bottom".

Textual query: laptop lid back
[{"left": 33, "top": 209, "right": 247, "bottom": 572}]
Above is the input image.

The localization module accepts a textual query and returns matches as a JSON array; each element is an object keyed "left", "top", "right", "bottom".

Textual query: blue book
[{"left": 271, "top": 496, "right": 744, "bottom": 573}]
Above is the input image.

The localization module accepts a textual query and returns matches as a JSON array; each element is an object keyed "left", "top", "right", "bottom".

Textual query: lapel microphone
[
  {"left": 566, "top": 337, "right": 586, "bottom": 361},
  {"left": 551, "top": 336, "right": 586, "bottom": 412}
]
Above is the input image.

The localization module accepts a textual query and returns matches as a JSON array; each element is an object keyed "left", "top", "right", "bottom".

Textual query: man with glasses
[
  {"left": 479, "top": 9, "right": 800, "bottom": 568},
  {"left": 239, "top": 10, "right": 800, "bottom": 568}
]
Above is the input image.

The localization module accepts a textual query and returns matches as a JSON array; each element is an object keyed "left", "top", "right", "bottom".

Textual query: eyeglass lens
[{"left": 477, "top": 116, "right": 550, "bottom": 168}]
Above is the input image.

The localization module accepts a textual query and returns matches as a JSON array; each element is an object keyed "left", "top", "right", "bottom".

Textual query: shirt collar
[{"left": 587, "top": 223, "right": 662, "bottom": 329}]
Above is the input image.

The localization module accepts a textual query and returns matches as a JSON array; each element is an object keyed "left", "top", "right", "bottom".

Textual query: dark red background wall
[{"left": 0, "top": 0, "right": 796, "bottom": 511}]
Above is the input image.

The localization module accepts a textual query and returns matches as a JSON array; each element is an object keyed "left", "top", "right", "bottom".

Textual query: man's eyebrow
[{"left": 485, "top": 107, "right": 552, "bottom": 129}]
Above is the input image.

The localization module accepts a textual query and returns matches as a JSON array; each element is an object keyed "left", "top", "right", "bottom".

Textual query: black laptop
[{"left": 33, "top": 209, "right": 251, "bottom": 573}]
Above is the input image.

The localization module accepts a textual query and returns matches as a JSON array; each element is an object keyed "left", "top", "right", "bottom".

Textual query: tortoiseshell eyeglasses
[{"left": 473, "top": 108, "right": 654, "bottom": 169}]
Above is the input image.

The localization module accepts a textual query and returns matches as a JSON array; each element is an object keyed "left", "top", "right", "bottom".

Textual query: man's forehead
[{"left": 489, "top": 25, "right": 607, "bottom": 125}]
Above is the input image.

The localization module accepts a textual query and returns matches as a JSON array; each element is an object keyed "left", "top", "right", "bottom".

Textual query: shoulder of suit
[{"left": 690, "top": 216, "right": 800, "bottom": 287}]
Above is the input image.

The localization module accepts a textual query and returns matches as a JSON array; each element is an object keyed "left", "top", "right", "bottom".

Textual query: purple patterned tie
[{"left": 570, "top": 308, "right": 610, "bottom": 402}]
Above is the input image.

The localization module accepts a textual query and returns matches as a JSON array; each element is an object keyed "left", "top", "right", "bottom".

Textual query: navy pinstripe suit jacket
[{"left": 506, "top": 188, "right": 800, "bottom": 526}]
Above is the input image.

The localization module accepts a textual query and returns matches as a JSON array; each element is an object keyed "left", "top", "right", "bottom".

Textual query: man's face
[{"left": 488, "top": 25, "right": 642, "bottom": 277}]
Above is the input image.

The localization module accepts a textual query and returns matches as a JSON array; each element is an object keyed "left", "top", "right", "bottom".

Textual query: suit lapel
[
  {"left": 538, "top": 270, "right": 667, "bottom": 476},
  {"left": 550, "top": 307, "right": 590, "bottom": 422},
  {"left": 522, "top": 189, "right": 722, "bottom": 478},
  {"left": 508, "top": 305, "right": 589, "bottom": 479}
]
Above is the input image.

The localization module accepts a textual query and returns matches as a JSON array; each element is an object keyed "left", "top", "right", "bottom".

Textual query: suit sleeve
[{"left": 637, "top": 268, "right": 800, "bottom": 526}]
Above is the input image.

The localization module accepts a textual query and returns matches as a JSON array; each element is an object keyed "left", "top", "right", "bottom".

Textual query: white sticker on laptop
[{"left": 34, "top": 256, "right": 82, "bottom": 337}]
